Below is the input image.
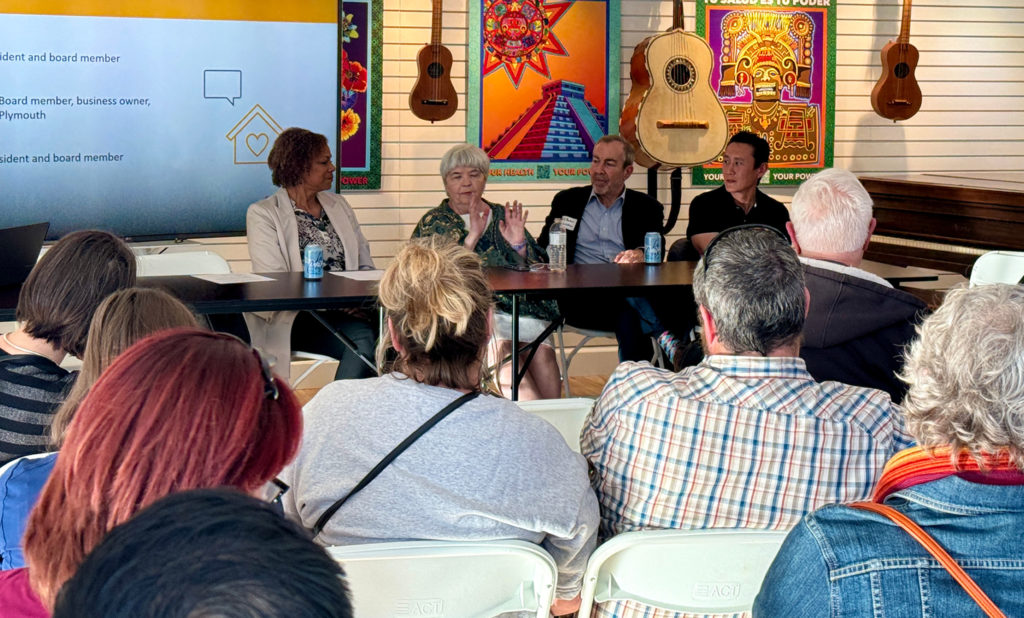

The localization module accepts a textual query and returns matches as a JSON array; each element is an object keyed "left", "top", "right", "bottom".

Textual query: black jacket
[
  {"left": 538, "top": 186, "right": 664, "bottom": 263},
  {"left": 801, "top": 264, "right": 927, "bottom": 403}
]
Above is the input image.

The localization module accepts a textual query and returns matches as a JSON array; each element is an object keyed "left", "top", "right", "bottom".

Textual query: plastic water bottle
[{"left": 548, "top": 218, "right": 566, "bottom": 272}]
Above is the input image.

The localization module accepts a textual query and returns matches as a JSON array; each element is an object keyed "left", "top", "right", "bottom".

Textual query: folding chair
[
  {"left": 516, "top": 397, "right": 595, "bottom": 452},
  {"left": 327, "top": 539, "right": 557, "bottom": 618},
  {"left": 578, "top": 528, "right": 788, "bottom": 618},
  {"left": 969, "top": 251, "right": 1024, "bottom": 287}
]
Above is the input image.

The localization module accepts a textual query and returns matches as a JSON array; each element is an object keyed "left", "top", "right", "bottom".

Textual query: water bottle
[{"left": 548, "top": 218, "right": 566, "bottom": 272}]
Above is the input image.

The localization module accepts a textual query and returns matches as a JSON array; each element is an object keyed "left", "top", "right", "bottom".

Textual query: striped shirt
[
  {"left": 581, "top": 356, "right": 913, "bottom": 618},
  {"left": 0, "top": 352, "right": 74, "bottom": 467}
]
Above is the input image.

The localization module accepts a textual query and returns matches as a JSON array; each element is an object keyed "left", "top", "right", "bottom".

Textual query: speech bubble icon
[{"left": 203, "top": 70, "right": 242, "bottom": 105}]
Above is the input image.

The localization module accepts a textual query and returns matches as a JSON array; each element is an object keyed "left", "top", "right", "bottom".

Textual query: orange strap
[{"left": 850, "top": 502, "right": 1005, "bottom": 618}]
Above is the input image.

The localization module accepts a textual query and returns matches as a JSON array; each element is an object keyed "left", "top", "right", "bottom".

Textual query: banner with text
[
  {"left": 337, "top": 0, "right": 381, "bottom": 190},
  {"left": 693, "top": 0, "right": 835, "bottom": 185}
]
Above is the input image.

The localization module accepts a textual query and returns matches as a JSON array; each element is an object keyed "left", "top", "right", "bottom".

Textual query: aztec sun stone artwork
[{"left": 482, "top": 0, "right": 572, "bottom": 87}]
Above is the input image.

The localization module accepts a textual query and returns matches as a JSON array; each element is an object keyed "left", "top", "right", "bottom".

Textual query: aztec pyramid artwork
[{"left": 485, "top": 80, "right": 607, "bottom": 162}]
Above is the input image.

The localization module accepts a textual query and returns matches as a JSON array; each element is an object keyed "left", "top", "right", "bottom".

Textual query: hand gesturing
[{"left": 499, "top": 200, "right": 528, "bottom": 251}]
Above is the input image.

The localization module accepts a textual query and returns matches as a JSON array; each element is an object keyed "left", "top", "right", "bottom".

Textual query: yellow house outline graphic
[{"left": 226, "top": 104, "right": 283, "bottom": 165}]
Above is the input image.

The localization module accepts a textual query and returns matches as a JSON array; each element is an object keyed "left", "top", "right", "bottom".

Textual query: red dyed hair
[{"left": 23, "top": 328, "right": 303, "bottom": 608}]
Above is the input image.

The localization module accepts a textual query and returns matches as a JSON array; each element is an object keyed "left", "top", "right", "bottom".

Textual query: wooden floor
[{"left": 293, "top": 374, "right": 610, "bottom": 406}]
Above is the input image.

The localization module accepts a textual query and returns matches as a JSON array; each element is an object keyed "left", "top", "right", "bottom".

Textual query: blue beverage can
[
  {"left": 644, "top": 232, "right": 662, "bottom": 264},
  {"left": 303, "top": 244, "right": 324, "bottom": 279}
]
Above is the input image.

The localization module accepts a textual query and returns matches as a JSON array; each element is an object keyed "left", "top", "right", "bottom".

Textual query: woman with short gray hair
[{"left": 755, "top": 283, "right": 1024, "bottom": 616}]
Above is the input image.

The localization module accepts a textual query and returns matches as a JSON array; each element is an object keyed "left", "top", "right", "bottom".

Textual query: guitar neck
[
  {"left": 430, "top": 0, "right": 443, "bottom": 46},
  {"left": 672, "top": 0, "right": 686, "bottom": 31},
  {"left": 898, "top": 0, "right": 912, "bottom": 44}
]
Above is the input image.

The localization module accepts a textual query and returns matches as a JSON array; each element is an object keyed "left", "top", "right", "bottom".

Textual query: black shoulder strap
[{"left": 311, "top": 390, "right": 481, "bottom": 538}]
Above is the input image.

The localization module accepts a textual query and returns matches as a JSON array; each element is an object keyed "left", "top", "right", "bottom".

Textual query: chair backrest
[
  {"left": 136, "top": 251, "right": 231, "bottom": 276},
  {"left": 970, "top": 251, "right": 1024, "bottom": 287},
  {"left": 578, "top": 528, "right": 788, "bottom": 618},
  {"left": 327, "top": 540, "right": 557, "bottom": 618},
  {"left": 516, "top": 397, "right": 595, "bottom": 453}
]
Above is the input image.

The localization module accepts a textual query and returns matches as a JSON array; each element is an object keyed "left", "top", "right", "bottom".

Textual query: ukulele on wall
[
  {"left": 620, "top": 0, "right": 728, "bottom": 168},
  {"left": 409, "top": 0, "right": 457, "bottom": 122},
  {"left": 871, "top": 0, "right": 922, "bottom": 121}
]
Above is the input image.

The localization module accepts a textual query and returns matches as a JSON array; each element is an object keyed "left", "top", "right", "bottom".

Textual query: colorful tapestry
[
  {"left": 693, "top": 0, "right": 836, "bottom": 186},
  {"left": 468, "top": 0, "right": 620, "bottom": 182},
  {"left": 337, "top": 0, "right": 382, "bottom": 190}
]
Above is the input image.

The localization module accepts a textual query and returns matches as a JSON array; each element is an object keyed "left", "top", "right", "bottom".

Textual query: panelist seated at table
[
  {"left": 685, "top": 131, "right": 789, "bottom": 257},
  {"left": 411, "top": 143, "right": 561, "bottom": 400},
  {"left": 246, "top": 127, "right": 376, "bottom": 382},
  {"left": 0, "top": 230, "right": 136, "bottom": 467},
  {"left": 788, "top": 168, "right": 927, "bottom": 403},
  {"left": 538, "top": 135, "right": 668, "bottom": 362},
  {"left": 277, "top": 239, "right": 599, "bottom": 617}
]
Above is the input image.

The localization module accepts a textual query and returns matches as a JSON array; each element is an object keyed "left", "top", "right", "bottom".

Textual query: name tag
[{"left": 562, "top": 216, "right": 578, "bottom": 231}]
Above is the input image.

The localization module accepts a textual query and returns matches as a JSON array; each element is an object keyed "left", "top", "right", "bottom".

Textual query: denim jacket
[{"left": 753, "top": 475, "right": 1024, "bottom": 617}]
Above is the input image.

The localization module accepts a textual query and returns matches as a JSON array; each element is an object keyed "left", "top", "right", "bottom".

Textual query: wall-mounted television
[{"left": 0, "top": 3, "right": 338, "bottom": 241}]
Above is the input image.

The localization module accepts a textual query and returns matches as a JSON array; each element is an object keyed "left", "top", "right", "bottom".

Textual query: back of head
[
  {"left": 728, "top": 131, "right": 770, "bottom": 167},
  {"left": 24, "top": 328, "right": 303, "bottom": 607},
  {"left": 901, "top": 284, "right": 1024, "bottom": 470},
  {"left": 790, "top": 168, "right": 874, "bottom": 254},
  {"left": 693, "top": 226, "right": 806, "bottom": 355},
  {"left": 49, "top": 287, "right": 200, "bottom": 446},
  {"left": 377, "top": 238, "right": 492, "bottom": 391},
  {"left": 17, "top": 230, "right": 137, "bottom": 358},
  {"left": 53, "top": 488, "right": 352, "bottom": 618}
]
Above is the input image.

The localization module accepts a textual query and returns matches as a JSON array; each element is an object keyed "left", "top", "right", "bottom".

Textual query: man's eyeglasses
[{"left": 701, "top": 223, "right": 791, "bottom": 274}]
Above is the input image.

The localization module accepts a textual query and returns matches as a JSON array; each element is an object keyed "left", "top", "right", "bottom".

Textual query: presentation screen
[{"left": 0, "top": 2, "right": 339, "bottom": 240}]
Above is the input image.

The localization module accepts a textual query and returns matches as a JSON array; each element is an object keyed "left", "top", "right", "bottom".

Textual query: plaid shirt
[{"left": 581, "top": 356, "right": 913, "bottom": 618}]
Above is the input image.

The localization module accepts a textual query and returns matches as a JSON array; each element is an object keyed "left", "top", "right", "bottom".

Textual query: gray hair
[
  {"left": 440, "top": 143, "right": 490, "bottom": 179},
  {"left": 595, "top": 134, "right": 635, "bottom": 167},
  {"left": 900, "top": 284, "right": 1024, "bottom": 470},
  {"left": 693, "top": 227, "right": 806, "bottom": 355},
  {"left": 789, "top": 168, "right": 874, "bottom": 253}
]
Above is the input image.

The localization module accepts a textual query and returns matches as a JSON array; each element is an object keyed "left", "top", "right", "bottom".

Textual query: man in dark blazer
[{"left": 538, "top": 135, "right": 665, "bottom": 361}]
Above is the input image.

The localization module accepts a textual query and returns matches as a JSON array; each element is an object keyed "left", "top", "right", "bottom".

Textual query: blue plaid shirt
[{"left": 581, "top": 356, "right": 913, "bottom": 618}]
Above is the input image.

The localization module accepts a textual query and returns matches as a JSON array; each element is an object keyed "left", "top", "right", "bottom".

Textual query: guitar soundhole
[
  {"left": 893, "top": 62, "right": 910, "bottom": 79},
  {"left": 427, "top": 62, "right": 445, "bottom": 79},
  {"left": 666, "top": 58, "right": 696, "bottom": 93}
]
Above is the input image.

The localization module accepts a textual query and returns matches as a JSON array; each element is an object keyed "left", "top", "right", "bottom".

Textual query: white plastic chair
[
  {"left": 969, "top": 250, "right": 1024, "bottom": 287},
  {"left": 556, "top": 325, "right": 665, "bottom": 396},
  {"left": 516, "top": 397, "right": 595, "bottom": 452},
  {"left": 577, "top": 528, "right": 788, "bottom": 618},
  {"left": 327, "top": 540, "right": 558, "bottom": 618},
  {"left": 135, "top": 251, "right": 231, "bottom": 276}
]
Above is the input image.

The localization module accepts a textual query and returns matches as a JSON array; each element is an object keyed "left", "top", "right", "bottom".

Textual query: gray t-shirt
[{"left": 279, "top": 374, "right": 599, "bottom": 599}]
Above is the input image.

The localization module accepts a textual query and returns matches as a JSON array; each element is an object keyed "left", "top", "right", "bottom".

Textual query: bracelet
[{"left": 510, "top": 239, "right": 527, "bottom": 251}]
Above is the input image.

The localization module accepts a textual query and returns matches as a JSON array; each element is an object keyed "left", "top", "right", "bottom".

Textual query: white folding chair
[
  {"left": 516, "top": 397, "right": 595, "bottom": 453},
  {"left": 135, "top": 251, "right": 231, "bottom": 276},
  {"left": 969, "top": 250, "right": 1024, "bottom": 287},
  {"left": 578, "top": 528, "right": 788, "bottom": 618},
  {"left": 556, "top": 326, "right": 666, "bottom": 397},
  {"left": 327, "top": 540, "right": 557, "bottom": 618}
]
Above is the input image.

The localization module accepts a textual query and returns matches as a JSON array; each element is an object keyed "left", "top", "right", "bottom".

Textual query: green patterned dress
[{"left": 411, "top": 199, "right": 560, "bottom": 327}]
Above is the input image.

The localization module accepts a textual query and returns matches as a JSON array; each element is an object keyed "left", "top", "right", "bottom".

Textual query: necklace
[{"left": 1, "top": 333, "right": 45, "bottom": 357}]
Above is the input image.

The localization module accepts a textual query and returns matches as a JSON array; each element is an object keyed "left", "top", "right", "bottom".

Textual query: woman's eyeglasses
[{"left": 268, "top": 477, "right": 290, "bottom": 513}]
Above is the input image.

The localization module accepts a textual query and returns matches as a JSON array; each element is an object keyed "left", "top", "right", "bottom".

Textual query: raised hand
[
  {"left": 499, "top": 200, "right": 528, "bottom": 252},
  {"left": 464, "top": 197, "right": 490, "bottom": 251}
]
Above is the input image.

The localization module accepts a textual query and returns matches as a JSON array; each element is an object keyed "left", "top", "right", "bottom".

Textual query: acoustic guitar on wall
[
  {"left": 620, "top": 0, "right": 728, "bottom": 168},
  {"left": 409, "top": 0, "right": 457, "bottom": 122},
  {"left": 871, "top": 0, "right": 922, "bottom": 121}
]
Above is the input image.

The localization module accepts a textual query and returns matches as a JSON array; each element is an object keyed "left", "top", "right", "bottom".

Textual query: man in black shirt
[{"left": 686, "top": 131, "right": 789, "bottom": 255}]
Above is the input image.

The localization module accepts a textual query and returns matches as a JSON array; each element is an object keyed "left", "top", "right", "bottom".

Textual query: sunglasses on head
[
  {"left": 701, "top": 223, "right": 792, "bottom": 275},
  {"left": 214, "top": 332, "right": 280, "bottom": 401}
]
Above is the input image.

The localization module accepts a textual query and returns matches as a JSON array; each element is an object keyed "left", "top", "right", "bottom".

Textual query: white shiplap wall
[{"left": 222, "top": 0, "right": 1024, "bottom": 375}]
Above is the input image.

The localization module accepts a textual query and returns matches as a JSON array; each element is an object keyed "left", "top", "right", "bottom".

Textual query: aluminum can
[
  {"left": 644, "top": 232, "right": 662, "bottom": 264},
  {"left": 303, "top": 244, "right": 324, "bottom": 279}
]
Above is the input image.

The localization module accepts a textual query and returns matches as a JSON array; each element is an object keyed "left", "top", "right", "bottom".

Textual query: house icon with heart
[{"left": 226, "top": 104, "right": 283, "bottom": 164}]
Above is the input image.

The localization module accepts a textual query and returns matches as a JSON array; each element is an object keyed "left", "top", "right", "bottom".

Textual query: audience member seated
[
  {"left": 755, "top": 284, "right": 1024, "bottom": 616},
  {"left": 788, "top": 168, "right": 926, "bottom": 402},
  {"left": 538, "top": 135, "right": 668, "bottom": 362},
  {"left": 53, "top": 488, "right": 352, "bottom": 618},
  {"left": 246, "top": 127, "right": 377, "bottom": 381},
  {"left": 0, "top": 230, "right": 136, "bottom": 466},
  {"left": 0, "top": 288, "right": 198, "bottom": 571},
  {"left": 411, "top": 143, "right": 561, "bottom": 400},
  {"left": 0, "top": 329, "right": 302, "bottom": 616},
  {"left": 278, "top": 238, "right": 598, "bottom": 617},
  {"left": 581, "top": 226, "right": 912, "bottom": 618}
]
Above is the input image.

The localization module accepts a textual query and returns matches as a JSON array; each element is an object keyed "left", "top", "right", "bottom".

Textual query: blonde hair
[
  {"left": 49, "top": 288, "right": 199, "bottom": 446},
  {"left": 376, "top": 238, "right": 493, "bottom": 391}
]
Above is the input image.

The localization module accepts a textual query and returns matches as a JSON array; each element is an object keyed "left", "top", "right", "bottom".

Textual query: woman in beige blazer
[{"left": 245, "top": 127, "right": 376, "bottom": 382}]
